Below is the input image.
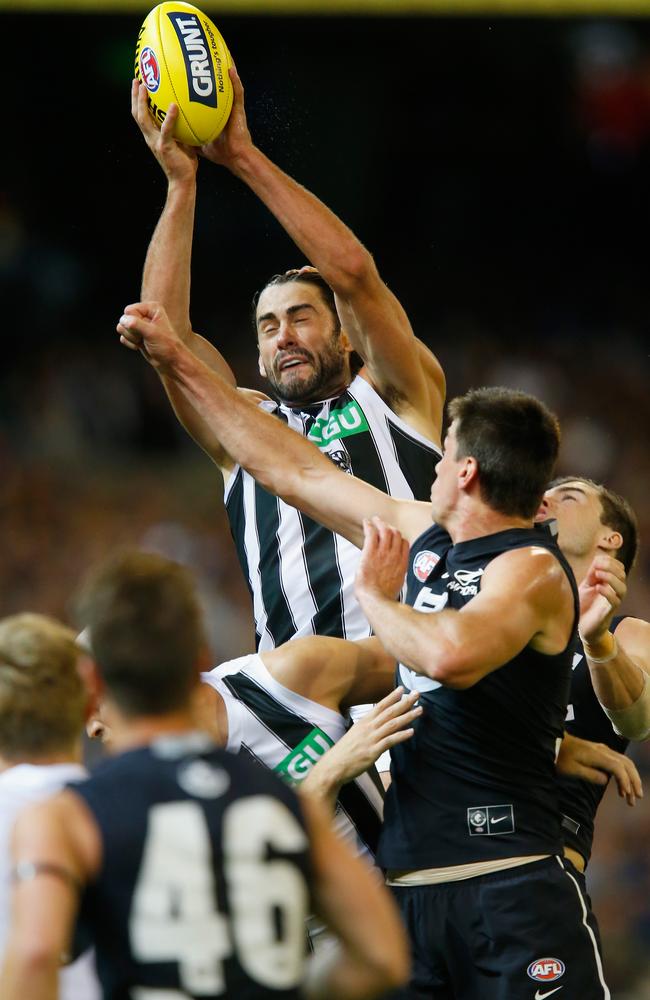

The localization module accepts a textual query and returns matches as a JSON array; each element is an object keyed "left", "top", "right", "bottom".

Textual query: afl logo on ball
[
  {"left": 413, "top": 550, "right": 440, "bottom": 583},
  {"left": 527, "top": 958, "right": 565, "bottom": 982},
  {"left": 140, "top": 47, "right": 160, "bottom": 91}
]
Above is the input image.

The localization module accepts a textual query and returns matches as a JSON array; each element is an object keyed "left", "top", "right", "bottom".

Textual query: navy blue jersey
[
  {"left": 377, "top": 523, "right": 579, "bottom": 871},
  {"left": 71, "top": 733, "right": 312, "bottom": 999},
  {"left": 559, "top": 616, "right": 629, "bottom": 865}
]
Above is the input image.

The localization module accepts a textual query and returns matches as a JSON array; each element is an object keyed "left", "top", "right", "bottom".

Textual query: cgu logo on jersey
[
  {"left": 275, "top": 728, "right": 335, "bottom": 786},
  {"left": 139, "top": 46, "right": 160, "bottom": 91},
  {"left": 167, "top": 13, "right": 219, "bottom": 107},
  {"left": 308, "top": 401, "right": 369, "bottom": 446},
  {"left": 413, "top": 550, "right": 440, "bottom": 583},
  {"left": 447, "top": 567, "right": 484, "bottom": 597},
  {"left": 527, "top": 958, "right": 565, "bottom": 982}
]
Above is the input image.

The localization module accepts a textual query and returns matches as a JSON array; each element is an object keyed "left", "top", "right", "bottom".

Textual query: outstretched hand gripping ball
[{"left": 135, "top": 2, "right": 234, "bottom": 146}]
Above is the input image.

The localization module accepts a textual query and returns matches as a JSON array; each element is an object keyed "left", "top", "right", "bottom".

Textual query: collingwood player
[
  {"left": 199, "top": 639, "right": 420, "bottom": 869},
  {"left": 130, "top": 71, "right": 444, "bottom": 651},
  {"left": 109, "top": 309, "right": 619, "bottom": 997},
  {"left": 537, "top": 477, "right": 650, "bottom": 875},
  {"left": 0, "top": 552, "right": 409, "bottom": 1000}
]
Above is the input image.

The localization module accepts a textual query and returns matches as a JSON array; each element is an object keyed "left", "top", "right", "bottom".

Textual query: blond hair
[{"left": 0, "top": 613, "right": 86, "bottom": 759}]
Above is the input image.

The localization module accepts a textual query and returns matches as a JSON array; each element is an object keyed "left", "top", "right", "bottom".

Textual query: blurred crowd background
[{"left": 1, "top": 8, "right": 649, "bottom": 996}]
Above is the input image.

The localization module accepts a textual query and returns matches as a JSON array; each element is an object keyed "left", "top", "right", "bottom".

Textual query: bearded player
[{"left": 131, "top": 70, "right": 444, "bottom": 663}]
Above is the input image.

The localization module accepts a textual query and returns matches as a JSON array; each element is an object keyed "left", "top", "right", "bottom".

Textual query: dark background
[{"left": 2, "top": 12, "right": 650, "bottom": 996}]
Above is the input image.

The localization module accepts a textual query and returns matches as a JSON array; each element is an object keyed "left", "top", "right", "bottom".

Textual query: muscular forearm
[
  {"left": 582, "top": 632, "right": 650, "bottom": 740},
  {"left": 228, "top": 146, "right": 370, "bottom": 294},
  {"left": 583, "top": 631, "right": 646, "bottom": 709},
  {"left": 300, "top": 755, "right": 342, "bottom": 814},
  {"left": 142, "top": 179, "right": 197, "bottom": 338},
  {"left": 168, "top": 342, "right": 369, "bottom": 542}
]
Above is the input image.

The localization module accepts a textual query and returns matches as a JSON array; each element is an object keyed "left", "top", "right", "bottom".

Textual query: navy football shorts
[{"left": 389, "top": 856, "right": 609, "bottom": 999}]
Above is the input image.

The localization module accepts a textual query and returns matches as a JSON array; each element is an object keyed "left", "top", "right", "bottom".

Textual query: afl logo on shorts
[
  {"left": 527, "top": 958, "right": 565, "bottom": 982},
  {"left": 413, "top": 550, "right": 439, "bottom": 583},
  {"left": 140, "top": 47, "right": 160, "bottom": 92}
]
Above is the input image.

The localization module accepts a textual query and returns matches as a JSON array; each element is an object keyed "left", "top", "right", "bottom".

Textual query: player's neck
[
  {"left": 446, "top": 503, "right": 532, "bottom": 545},
  {"left": 104, "top": 706, "right": 201, "bottom": 754},
  {"left": 563, "top": 551, "right": 593, "bottom": 588}
]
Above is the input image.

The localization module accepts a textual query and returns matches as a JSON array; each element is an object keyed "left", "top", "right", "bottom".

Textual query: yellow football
[{"left": 134, "top": 1, "right": 234, "bottom": 146}]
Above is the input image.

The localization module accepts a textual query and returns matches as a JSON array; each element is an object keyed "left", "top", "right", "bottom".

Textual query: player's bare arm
[
  {"left": 133, "top": 79, "right": 198, "bottom": 340},
  {"left": 579, "top": 554, "right": 650, "bottom": 739},
  {"left": 0, "top": 793, "right": 99, "bottom": 1000},
  {"left": 556, "top": 731, "right": 643, "bottom": 807},
  {"left": 355, "top": 517, "right": 575, "bottom": 689},
  {"left": 132, "top": 80, "right": 248, "bottom": 473},
  {"left": 117, "top": 302, "right": 431, "bottom": 545},
  {"left": 300, "top": 795, "right": 410, "bottom": 998},
  {"left": 262, "top": 635, "right": 396, "bottom": 711},
  {"left": 301, "top": 687, "right": 421, "bottom": 811},
  {"left": 201, "top": 68, "right": 444, "bottom": 443}
]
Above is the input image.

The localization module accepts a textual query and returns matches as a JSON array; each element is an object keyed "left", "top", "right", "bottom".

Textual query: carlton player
[{"left": 538, "top": 478, "right": 650, "bottom": 876}]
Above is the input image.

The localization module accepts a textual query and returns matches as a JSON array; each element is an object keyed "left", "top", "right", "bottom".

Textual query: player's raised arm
[
  {"left": 132, "top": 79, "right": 244, "bottom": 475},
  {"left": 579, "top": 555, "right": 650, "bottom": 739},
  {"left": 118, "top": 302, "right": 430, "bottom": 547},
  {"left": 201, "top": 68, "right": 444, "bottom": 444},
  {"left": 355, "top": 517, "right": 575, "bottom": 689}
]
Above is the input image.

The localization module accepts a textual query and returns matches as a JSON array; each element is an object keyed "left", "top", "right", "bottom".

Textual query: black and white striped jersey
[
  {"left": 202, "top": 654, "right": 384, "bottom": 864},
  {"left": 225, "top": 375, "right": 440, "bottom": 650}
]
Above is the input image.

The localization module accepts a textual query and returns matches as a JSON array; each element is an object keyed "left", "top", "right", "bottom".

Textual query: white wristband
[{"left": 581, "top": 633, "right": 618, "bottom": 664}]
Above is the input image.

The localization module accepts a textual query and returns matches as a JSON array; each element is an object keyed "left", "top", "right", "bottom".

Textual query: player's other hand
[
  {"left": 131, "top": 79, "right": 198, "bottom": 184},
  {"left": 355, "top": 517, "right": 410, "bottom": 603},
  {"left": 201, "top": 67, "right": 253, "bottom": 169},
  {"left": 578, "top": 555, "right": 627, "bottom": 645},
  {"left": 557, "top": 732, "right": 642, "bottom": 806},
  {"left": 117, "top": 301, "right": 185, "bottom": 374},
  {"left": 303, "top": 688, "right": 421, "bottom": 798}
]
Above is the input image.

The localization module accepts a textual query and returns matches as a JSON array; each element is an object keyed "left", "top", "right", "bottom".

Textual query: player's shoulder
[{"left": 485, "top": 543, "right": 571, "bottom": 600}]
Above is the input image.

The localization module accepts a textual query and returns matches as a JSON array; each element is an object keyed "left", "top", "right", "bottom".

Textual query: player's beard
[{"left": 267, "top": 331, "right": 348, "bottom": 405}]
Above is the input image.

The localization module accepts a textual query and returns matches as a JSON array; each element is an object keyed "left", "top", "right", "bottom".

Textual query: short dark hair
[
  {"left": 75, "top": 551, "right": 206, "bottom": 717},
  {"left": 251, "top": 271, "right": 364, "bottom": 376},
  {"left": 0, "top": 614, "right": 85, "bottom": 760},
  {"left": 547, "top": 476, "right": 639, "bottom": 574},
  {"left": 448, "top": 387, "right": 561, "bottom": 519}
]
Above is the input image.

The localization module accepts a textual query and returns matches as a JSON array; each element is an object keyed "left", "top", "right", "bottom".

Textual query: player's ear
[
  {"left": 601, "top": 528, "right": 624, "bottom": 558},
  {"left": 257, "top": 350, "right": 267, "bottom": 378},
  {"left": 458, "top": 456, "right": 478, "bottom": 491}
]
